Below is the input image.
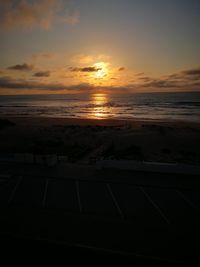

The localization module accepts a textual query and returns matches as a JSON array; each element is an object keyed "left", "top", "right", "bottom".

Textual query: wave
[
  {"left": 174, "top": 101, "right": 200, "bottom": 106},
  {"left": 0, "top": 92, "right": 200, "bottom": 122}
]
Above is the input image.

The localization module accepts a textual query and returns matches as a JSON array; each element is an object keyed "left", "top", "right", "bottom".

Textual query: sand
[
  {"left": 0, "top": 116, "right": 200, "bottom": 165},
  {"left": 2, "top": 116, "right": 200, "bottom": 128}
]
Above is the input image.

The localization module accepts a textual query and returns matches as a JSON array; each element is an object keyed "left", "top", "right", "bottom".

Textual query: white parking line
[
  {"left": 140, "top": 187, "right": 170, "bottom": 225},
  {"left": 176, "top": 190, "right": 200, "bottom": 213},
  {"left": 107, "top": 184, "right": 124, "bottom": 219},
  {"left": 8, "top": 176, "right": 23, "bottom": 204},
  {"left": 76, "top": 181, "right": 82, "bottom": 213},
  {"left": 42, "top": 179, "right": 49, "bottom": 208}
]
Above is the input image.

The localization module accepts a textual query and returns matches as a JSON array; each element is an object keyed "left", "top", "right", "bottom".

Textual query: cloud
[
  {"left": 1, "top": 66, "right": 200, "bottom": 93},
  {"left": 31, "top": 53, "right": 56, "bottom": 60},
  {"left": 69, "top": 66, "right": 102, "bottom": 72},
  {"left": 182, "top": 67, "right": 200, "bottom": 76},
  {"left": 132, "top": 66, "right": 200, "bottom": 89},
  {"left": 71, "top": 54, "right": 111, "bottom": 65},
  {"left": 33, "top": 71, "right": 50, "bottom": 77},
  {"left": 7, "top": 63, "right": 34, "bottom": 71},
  {"left": 71, "top": 54, "right": 94, "bottom": 64},
  {"left": 0, "top": 76, "right": 93, "bottom": 91},
  {"left": 144, "top": 79, "right": 177, "bottom": 88},
  {"left": 0, "top": 76, "right": 29, "bottom": 89},
  {"left": 97, "top": 55, "right": 111, "bottom": 61},
  {"left": 0, "top": 0, "right": 79, "bottom": 30},
  {"left": 138, "top": 76, "right": 152, "bottom": 82},
  {"left": 60, "top": 10, "right": 80, "bottom": 25},
  {"left": 118, "top": 67, "right": 125, "bottom": 71},
  {"left": 165, "top": 67, "right": 200, "bottom": 83},
  {"left": 164, "top": 67, "right": 200, "bottom": 81},
  {"left": 0, "top": 76, "right": 127, "bottom": 93},
  {"left": 135, "top": 72, "right": 145, "bottom": 77}
]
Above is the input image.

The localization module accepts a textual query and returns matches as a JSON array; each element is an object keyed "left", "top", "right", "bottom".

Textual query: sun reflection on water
[{"left": 89, "top": 94, "right": 110, "bottom": 119}]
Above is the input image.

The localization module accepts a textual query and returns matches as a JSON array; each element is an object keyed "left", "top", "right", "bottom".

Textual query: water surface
[{"left": 0, "top": 92, "right": 200, "bottom": 122}]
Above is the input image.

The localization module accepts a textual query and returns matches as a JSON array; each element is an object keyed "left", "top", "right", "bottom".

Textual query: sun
[{"left": 93, "top": 62, "right": 108, "bottom": 79}]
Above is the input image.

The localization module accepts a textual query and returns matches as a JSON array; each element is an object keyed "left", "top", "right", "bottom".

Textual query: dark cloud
[
  {"left": 191, "top": 82, "right": 200, "bottom": 87},
  {"left": 118, "top": 67, "right": 125, "bottom": 71},
  {"left": 0, "top": 76, "right": 93, "bottom": 91},
  {"left": 33, "top": 71, "right": 50, "bottom": 77},
  {"left": 138, "top": 76, "right": 152, "bottom": 82},
  {"left": 163, "top": 67, "right": 200, "bottom": 84},
  {"left": 69, "top": 66, "right": 101, "bottom": 72},
  {"left": 8, "top": 63, "right": 34, "bottom": 71},
  {"left": 0, "top": 76, "right": 39, "bottom": 89},
  {"left": 165, "top": 73, "right": 183, "bottom": 80},
  {"left": 0, "top": 76, "right": 14, "bottom": 87},
  {"left": 144, "top": 79, "right": 177, "bottom": 88},
  {"left": 140, "top": 67, "right": 200, "bottom": 89},
  {"left": 165, "top": 67, "right": 200, "bottom": 81},
  {"left": 0, "top": 76, "right": 58, "bottom": 89},
  {"left": 0, "top": 75, "right": 131, "bottom": 93},
  {"left": 182, "top": 67, "right": 200, "bottom": 76},
  {"left": 81, "top": 67, "right": 101, "bottom": 72},
  {"left": 135, "top": 72, "right": 145, "bottom": 76}
]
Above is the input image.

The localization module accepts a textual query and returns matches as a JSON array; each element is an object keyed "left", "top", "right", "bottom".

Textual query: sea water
[{"left": 0, "top": 92, "right": 200, "bottom": 122}]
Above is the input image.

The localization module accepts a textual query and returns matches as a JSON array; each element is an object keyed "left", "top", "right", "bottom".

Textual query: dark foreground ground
[{"left": 0, "top": 162, "right": 200, "bottom": 265}]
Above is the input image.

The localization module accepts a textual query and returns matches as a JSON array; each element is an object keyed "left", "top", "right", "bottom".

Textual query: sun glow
[{"left": 93, "top": 62, "right": 109, "bottom": 79}]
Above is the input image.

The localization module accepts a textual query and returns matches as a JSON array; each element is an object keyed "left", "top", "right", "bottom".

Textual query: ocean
[{"left": 0, "top": 92, "right": 200, "bottom": 122}]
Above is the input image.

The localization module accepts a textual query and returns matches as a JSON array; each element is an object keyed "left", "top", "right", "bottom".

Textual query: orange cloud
[
  {"left": 31, "top": 53, "right": 56, "bottom": 60},
  {"left": 118, "top": 67, "right": 125, "bottom": 71},
  {"left": 0, "top": 0, "right": 79, "bottom": 30},
  {"left": 1, "top": 66, "right": 200, "bottom": 93},
  {"left": 33, "top": 71, "right": 50, "bottom": 77},
  {"left": 71, "top": 54, "right": 111, "bottom": 65},
  {"left": 71, "top": 54, "right": 94, "bottom": 64}
]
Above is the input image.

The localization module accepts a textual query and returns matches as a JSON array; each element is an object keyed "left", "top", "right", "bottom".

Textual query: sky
[{"left": 0, "top": 0, "right": 200, "bottom": 94}]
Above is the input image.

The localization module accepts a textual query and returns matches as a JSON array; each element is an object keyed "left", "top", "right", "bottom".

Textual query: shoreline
[{"left": 1, "top": 116, "right": 200, "bottom": 129}]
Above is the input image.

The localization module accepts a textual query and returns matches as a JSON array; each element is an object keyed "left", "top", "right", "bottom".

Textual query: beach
[
  {"left": 1, "top": 116, "right": 200, "bottom": 165},
  {"left": 1, "top": 0, "right": 200, "bottom": 263},
  {"left": 1, "top": 116, "right": 200, "bottom": 265}
]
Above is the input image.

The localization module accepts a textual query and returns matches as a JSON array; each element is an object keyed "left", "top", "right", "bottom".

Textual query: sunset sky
[{"left": 0, "top": 0, "right": 200, "bottom": 94}]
